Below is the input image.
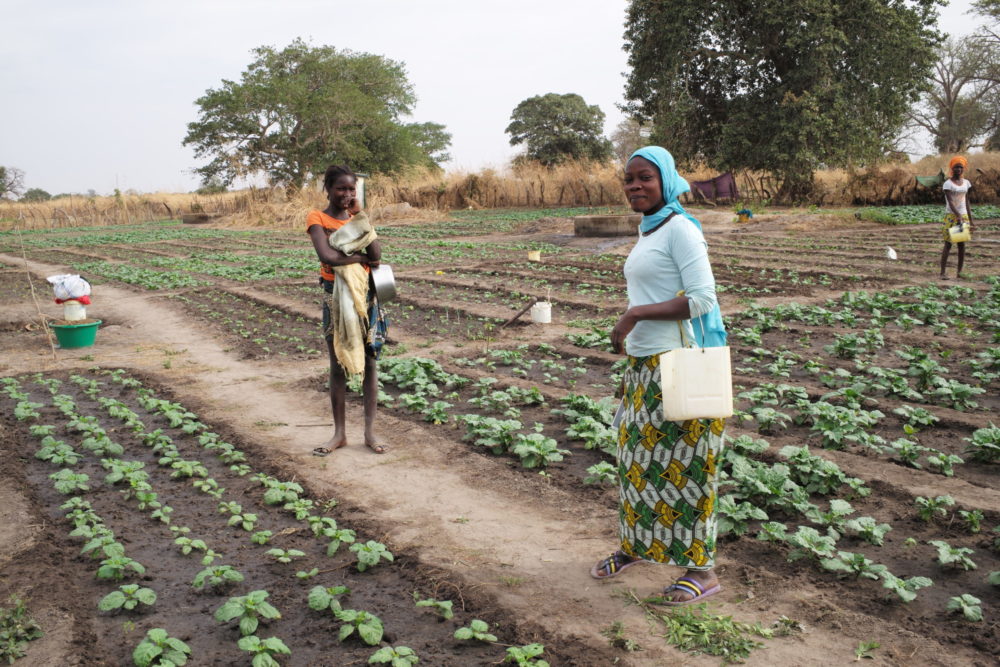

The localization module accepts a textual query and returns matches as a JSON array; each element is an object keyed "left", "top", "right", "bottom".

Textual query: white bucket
[
  {"left": 530, "top": 301, "right": 551, "bottom": 324},
  {"left": 63, "top": 300, "right": 87, "bottom": 321}
]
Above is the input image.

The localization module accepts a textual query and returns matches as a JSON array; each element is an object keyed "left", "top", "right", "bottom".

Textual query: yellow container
[
  {"left": 527, "top": 250, "right": 541, "bottom": 262},
  {"left": 948, "top": 222, "right": 971, "bottom": 243},
  {"left": 737, "top": 213, "right": 750, "bottom": 223}
]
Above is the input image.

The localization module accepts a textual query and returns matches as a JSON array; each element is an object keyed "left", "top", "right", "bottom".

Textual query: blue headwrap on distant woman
[{"left": 629, "top": 146, "right": 728, "bottom": 348}]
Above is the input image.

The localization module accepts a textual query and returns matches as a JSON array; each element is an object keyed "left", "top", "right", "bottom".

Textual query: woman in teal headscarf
[{"left": 590, "top": 146, "right": 727, "bottom": 605}]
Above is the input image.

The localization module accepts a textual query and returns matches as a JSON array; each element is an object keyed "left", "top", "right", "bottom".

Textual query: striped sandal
[
  {"left": 659, "top": 576, "right": 721, "bottom": 606},
  {"left": 590, "top": 550, "right": 643, "bottom": 579}
]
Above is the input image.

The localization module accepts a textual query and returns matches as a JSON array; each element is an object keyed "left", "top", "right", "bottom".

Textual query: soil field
[{"left": 1, "top": 207, "right": 999, "bottom": 666}]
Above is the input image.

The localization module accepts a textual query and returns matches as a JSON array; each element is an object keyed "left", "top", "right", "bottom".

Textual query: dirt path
[{"left": 1, "top": 210, "right": 995, "bottom": 667}]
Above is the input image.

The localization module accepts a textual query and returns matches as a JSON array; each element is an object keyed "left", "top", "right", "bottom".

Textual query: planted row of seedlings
[
  {"left": 168, "top": 289, "right": 325, "bottom": 359},
  {"left": 0, "top": 220, "right": 251, "bottom": 253},
  {"left": 338, "top": 355, "right": 620, "bottom": 495},
  {"left": 0, "top": 368, "right": 560, "bottom": 666},
  {"left": 708, "top": 278, "right": 1000, "bottom": 652},
  {"left": 343, "top": 320, "right": 1000, "bottom": 653},
  {"left": 511, "top": 272, "right": 1000, "bottom": 648},
  {"left": 714, "top": 431, "right": 999, "bottom": 653},
  {"left": 721, "top": 286, "right": 999, "bottom": 494}
]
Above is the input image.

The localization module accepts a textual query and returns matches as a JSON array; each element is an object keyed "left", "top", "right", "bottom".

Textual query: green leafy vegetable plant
[
  {"left": 964, "top": 424, "right": 1000, "bottom": 463},
  {"left": 308, "top": 585, "right": 350, "bottom": 614},
  {"left": 879, "top": 572, "right": 932, "bottom": 603},
  {"left": 132, "top": 628, "right": 191, "bottom": 667},
  {"left": 97, "top": 550, "right": 146, "bottom": 581},
  {"left": 786, "top": 526, "right": 837, "bottom": 562},
  {"left": 959, "top": 510, "right": 984, "bottom": 534},
  {"left": 413, "top": 592, "right": 453, "bottom": 619},
  {"left": 505, "top": 643, "right": 550, "bottom": 666},
  {"left": 454, "top": 619, "right": 497, "bottom": 642},
  {"left": 947, "top": 594, "right": 982, "bottom": 621},
  {"left": 855, "top": 640, "right": 879, "bottom": 661},
  {"left": 237, "top": 635, "right": 291, "bottom": 667},
  {"left": 368, "top": 646, "right": 419, "bottom": 666},
  {"left": 335, "top": 609, "right": 384, "bottom": 645},
  {"left": 99, "top": 584, "right": 157, "bottom": 612},
  {"left": 928, "top": 540, "right": 977, "bottom": 570},
  {"left": 192, "top": 565, "right": 244, "bottom": 591},
  {"left": 914, "top": 495, "right": 954, "bottom": 522},
  {"left": 511, "top": 430, "right": 569, "bottom": 468},
  {"left": 0, "top": 596, "right": 43, "bottom": 663},
  {"left": 215, "top": 590, "right": 281, "bottom": 636},
  {"left": 583, "top": 462, "right": 616, "bottom": 485},
  {"left": 350, "top": 540, "right": 394, "bottom": 572},
  {"left": 844, "top": 517, "right": 892, "bottom": 546},
  {"left": 819, "top": 551, "right": 887, "bottom": 580},
  {"left": 251, "top": 530, "right": 273, "bottom": 545},
  {"left": 717, "top": 497, "right": 768, "bottom": 536},
  {"left": 50, "top": 468, "right": 90, "bottom": 494}
]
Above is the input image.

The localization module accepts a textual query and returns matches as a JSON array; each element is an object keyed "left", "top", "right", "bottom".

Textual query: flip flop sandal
[
  {"left": 590, "top": 550, "right": 643, "bottom": 579},
  {"left": 658, "top": 577, "right": 721, "bottom": 606},
  {"left": 311, "top": 447, "right": 332, "bottom": 457},
  {"left": 367, "top": 442, "right": 387, "bottom": 454}
]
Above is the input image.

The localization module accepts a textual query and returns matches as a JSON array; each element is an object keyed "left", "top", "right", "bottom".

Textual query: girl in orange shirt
[{"left": 306, "top": 165, "right": 385, "bottom": 454}]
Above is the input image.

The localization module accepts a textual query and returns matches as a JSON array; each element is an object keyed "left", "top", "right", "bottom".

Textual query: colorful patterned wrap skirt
[
  {"left": 616, "top": 353, "right": 726, "bottom": 570},
  {"left": 942, "top": 213, "right": 970, "bottom": 242}
]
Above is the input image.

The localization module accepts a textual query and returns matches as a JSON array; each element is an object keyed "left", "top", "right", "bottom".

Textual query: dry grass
[{"left": 3, "top": 153, "right": 998, "bottom": 231}]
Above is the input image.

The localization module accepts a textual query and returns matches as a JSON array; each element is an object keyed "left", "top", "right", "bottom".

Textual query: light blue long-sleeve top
[{"left": 623, "top": 213, "right": 719, "bottom": 357}]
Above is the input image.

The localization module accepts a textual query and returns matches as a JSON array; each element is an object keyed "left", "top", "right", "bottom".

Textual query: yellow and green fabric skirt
[
  {"left": 942, "top": 213, "right": 970, "bottom": 242},
  {"left": 617, "top": 354, "right": 725, "bottom": 570}
]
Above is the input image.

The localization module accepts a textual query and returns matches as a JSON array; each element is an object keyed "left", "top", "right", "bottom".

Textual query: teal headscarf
[{"left": 628, "top": 146, "right": 728, "bottom": 348}]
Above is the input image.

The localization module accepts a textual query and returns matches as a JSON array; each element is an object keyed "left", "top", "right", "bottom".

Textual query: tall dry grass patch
[
  {"left": 366, "top": 161, "right": 628, "bottom": 211},
  {"left": 4, "top": 153, "right": 998, "bottom": 232},
  {"left": 0, "top": 190, "right": 258, "bottom": 231}
]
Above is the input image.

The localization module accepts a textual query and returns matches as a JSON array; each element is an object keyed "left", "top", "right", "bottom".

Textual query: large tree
[
  {"left": 183, "top": 38, "right": 451, "bottom": 188},
  {"left": 907, "top": 36, "right": 1000, "bottom": 153},
  {"left": 622, "top": 0, "right": 942, "bottom": 200},
  {"left": 21, "top": 188, "right": 52, "bottom": 202},
  {"left": 974, "top": 0, "right": 1000, "bottom": 40},
  {"left": 505, "top": 93, "right": 614, "bottom": 166},
  {"left": 0, "top": 166, "right": 25, "bottom": 200},
  {"left": 610, "top": 117, "right": 652, "bottom": 164}
]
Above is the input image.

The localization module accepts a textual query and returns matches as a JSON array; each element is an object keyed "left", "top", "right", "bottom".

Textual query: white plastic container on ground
[
  {"left": 62, "top": 300, "right": 86, "bottom": 321},
  {"left": 530, "top": 301, "right": 552, "bottom": 324}
]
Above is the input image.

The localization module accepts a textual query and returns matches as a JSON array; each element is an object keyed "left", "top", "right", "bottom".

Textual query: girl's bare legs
[
  {"left": 362, "top": 354, "right": 385, "bottom": 452},
  {"left": 323, "top": 337, "right": 348, "bottom": 450},
  {"left": 956, "top": 242, "right": 966, "bottom": 278},
  {"left": 940, "top": 242, "right": 952, "bottom": 279}
]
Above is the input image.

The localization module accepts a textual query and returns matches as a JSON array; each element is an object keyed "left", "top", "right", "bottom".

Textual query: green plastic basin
[{"left": 50, "top": 320, "right": 102, "bottom": 349}]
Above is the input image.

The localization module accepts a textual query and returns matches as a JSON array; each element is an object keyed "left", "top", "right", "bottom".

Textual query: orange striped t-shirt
[{"left": 307, "top": 210, "right": 371, "bottom": 282}]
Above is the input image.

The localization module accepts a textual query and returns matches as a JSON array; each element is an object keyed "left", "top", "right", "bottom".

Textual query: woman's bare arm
[
  {"left": 308, "top": 225, "right": 370, "bottom": 267},
  {"left": 610, "top": 296, "right": 691, "bottom": 354}
]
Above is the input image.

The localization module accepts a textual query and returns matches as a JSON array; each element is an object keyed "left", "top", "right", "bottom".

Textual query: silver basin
[{"left": 370, "top": 264, "right": 397, "bottom": 303}]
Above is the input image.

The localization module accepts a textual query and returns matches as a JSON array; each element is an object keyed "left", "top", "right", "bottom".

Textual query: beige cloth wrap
[{"left": 324, "top": 211, "right": 378, "bottom": 377}]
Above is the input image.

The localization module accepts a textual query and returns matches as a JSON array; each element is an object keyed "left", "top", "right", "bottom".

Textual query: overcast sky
[{"left": 1, "top": 0, "right": 985, "bottom": 195}]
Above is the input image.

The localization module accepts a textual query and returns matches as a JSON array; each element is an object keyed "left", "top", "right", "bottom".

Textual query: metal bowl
[{"left": 370, "top": 264, "right": 397, "bottom": 303}]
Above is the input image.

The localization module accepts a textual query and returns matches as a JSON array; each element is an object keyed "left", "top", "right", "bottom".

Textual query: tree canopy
[
  {"left": 610, "top": 117, "right": 652, "bottom": 165},
  {"left": 505, "top": 93, "right": 613, "bottom": 166},
  {"left": 907, "top": 36, "right": 1000, "bottom": 153},
  {"left": 622, "top": 0, "right": 942, "bottom": 200},
  {"left": 21, "top": 188, "right": 52, "bottom": 202},
  {"left": 0, "top": 166, "right": 25, "bottom": 200},
  {"left": 183, "top": 38, "right": 451, "bottom": 188}
]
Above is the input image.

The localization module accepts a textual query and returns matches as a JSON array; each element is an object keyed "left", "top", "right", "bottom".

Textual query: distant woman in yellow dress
[{"left": 940, "top": 156, "right": 974, "bottom": 280}]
